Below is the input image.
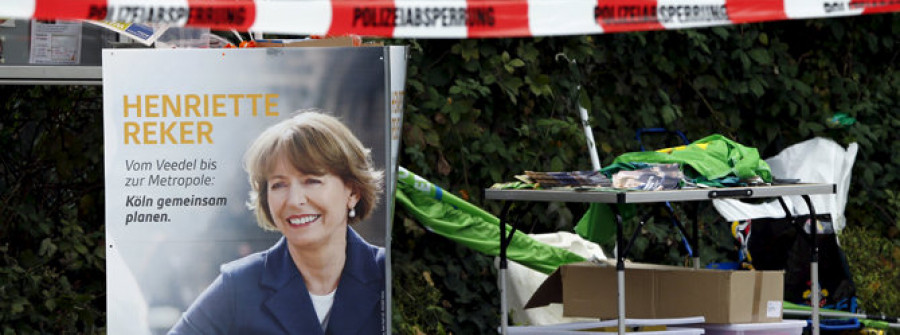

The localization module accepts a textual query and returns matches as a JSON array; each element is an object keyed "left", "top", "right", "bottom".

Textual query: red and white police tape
[{"left": 4, "top": 0, "right": 900, "bottom": 38}]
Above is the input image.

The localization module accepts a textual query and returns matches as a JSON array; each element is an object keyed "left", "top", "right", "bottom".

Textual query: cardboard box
[{"left": 525, "top": 261, "right": 784, "bottom": 324}]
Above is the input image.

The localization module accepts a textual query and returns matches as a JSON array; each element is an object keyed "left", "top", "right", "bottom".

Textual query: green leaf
[
  {"left": 693, "top": 75, "right": 719, "bottom": 90},
  {"left": 521, "top": 45, "right": 539, "bottom": 62},
  {"left": 483, "top": 140, "right": 496, "bottom": 153},
  {"left": 11, "top": 299, "right": 27, "bottom": 314},
  {"left": 458, "top": 42, "right": 480, "bottom": 62},
  {"left": 748, "top": 48, "right": 772, "bottom": 65},
  {"left": 633, "top": 75, "right": 648, "bottom": 87},
  {"left": 711, "top": 26, "right": 729, "bottom": 40},
  {"left": 424, "top": 131, "right": 441, "bottom": 146},
  {"left": 654, "top": 56, "right": 674, "bottom": 76},
  {"left": 408, "top": 80, "right": 424, "bottom": 93},
  {"left": 500, "top": 77, "right": 523, "bottom": 101},
  {"left": 750, "top": 80, "right": 765, "bottom": 97},
  {"left": 657, "top": 89, "right": 671, "bottom": 104},
  {"left": 550, "top": 156, "right": 564, "bottom": 171},
  {"left": 758, "top": 33, "right": 769, "bottom": 46},
  {"left": 579, "top": 90, "right": 592, "bottom": 112},
  {"left": 739, "top": 51, "right": 751, "bottom": 70},
  {"left": 793, "top": 80, "right": 812, "bottom": 95},
  {"left": 482, "top": 74, "right": 496, "bottom": 85},
  {"left": 39, "top": 238, "right": 57, "bottom": 257},
  {"left": 806, "top": 122, "right": 825, "bottom": 133},
  {"left": 661, "top": 105, "right": 677, "bottom": 124},
  {"left": 831, "top": 21, "right": 845, "bottom": 40},
  {"left": 74, "top": 243, "right": 88, "bottom": 255},
  {"left": 489, "top": 167, "right": 501, "bottom": 182}
]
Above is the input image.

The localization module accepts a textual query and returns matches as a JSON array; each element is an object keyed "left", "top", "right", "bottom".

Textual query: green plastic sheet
[
  {"left": 611, "top": 134, "right": 773, "bottom": 182},
  {"left": 783, "top": 301, "right": 892, "bottom": 330},
  {"left": 395, "top": 167, "right": 586, "bottom": 274}
]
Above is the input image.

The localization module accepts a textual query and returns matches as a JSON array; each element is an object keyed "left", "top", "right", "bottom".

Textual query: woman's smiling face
[{"left": 266, "top": 157, "right": 358, "bottom": 250}]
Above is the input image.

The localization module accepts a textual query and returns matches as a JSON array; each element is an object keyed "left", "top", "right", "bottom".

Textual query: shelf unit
[
  {"left": 1, "top": 19, "right": 112, "bottom": 85},
  {"left": 0, "top": 65, "right": 101, "bottom": 85}
]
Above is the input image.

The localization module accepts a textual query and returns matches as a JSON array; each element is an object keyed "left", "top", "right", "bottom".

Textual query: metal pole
[
  {"left": 497, "top": 201, "right": 513, "bottom": 335},
  {"left": 578, "top": 101, "right": 602, "bottom": 171},
  {"left": 613, "top": 207, "right": 625, "bottom": 335},
  {"left": 811, "top": 261, "right": 819, "bottom": 335},
  {"left": 499, "top": 269, "right": 508, "bottom": 335},
  {"left": 801, "top": 195, "right": 819, "bottom": 335},
  {"left": 580, "top": 86, "right": 618, "bottom": 332},
  {"left": 692, "top": 203, "right": 700, "bottom": 269}
]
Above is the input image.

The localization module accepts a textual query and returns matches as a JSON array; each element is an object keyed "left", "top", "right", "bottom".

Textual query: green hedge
[
  {"left": 391, "top": 14, "right": 900, "bottom": 333},
  {"left": 1, "top": 86, "right": 105, "bottom": 333}
]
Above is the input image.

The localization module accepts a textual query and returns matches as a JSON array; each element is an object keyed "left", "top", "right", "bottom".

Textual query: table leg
[
  {"left": 499, "top": 269, "right": 508, "bottom": 335},
  {"left": 612, "top": 205, "right": 625, "bottom": 335},
  {"left": 691, "top": 203, "right": 700, "bottom": 269},
  {"left": 497, "top": 201, "right": 513, "bottom": 335},
  {"left": 801, "top": 195, "right": 819, "bottom": 335},
  {"left": 496, "top": 201, "right": 532, "bottom": 334}
]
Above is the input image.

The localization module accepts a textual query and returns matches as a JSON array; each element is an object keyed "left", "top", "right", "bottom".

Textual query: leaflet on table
[
  {"left": 86, "top": 20, "right": 168, "bottom": 46},
  {"left": 611, "top": 163, "right": 683, "bottom": 191}
]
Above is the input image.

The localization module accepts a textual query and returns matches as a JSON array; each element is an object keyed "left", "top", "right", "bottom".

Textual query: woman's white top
[{"left": 309, "top": 289, "right": 336, "bottom": 329}]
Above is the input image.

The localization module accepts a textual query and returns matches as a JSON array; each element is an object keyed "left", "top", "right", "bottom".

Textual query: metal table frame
[{"left": 486, "top": 183, "right": 836, "bottom": 335}]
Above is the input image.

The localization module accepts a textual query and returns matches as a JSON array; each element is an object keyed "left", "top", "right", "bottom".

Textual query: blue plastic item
[
  {"left": 635, "top": 128, "right": 690, "bottom": 151},
  {"left": 705, "top": 262, "right": 741, "bottom": 270},
  {"left": 635, "top": 128, "right": 694, "bottom": 258},
  {"left": 809, "top": 318, "right": 861, "bottom": 331}
]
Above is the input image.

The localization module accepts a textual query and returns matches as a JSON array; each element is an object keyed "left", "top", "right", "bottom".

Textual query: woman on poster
[{"left": 170, "top": 110, "right": 385, "bottom": 335}]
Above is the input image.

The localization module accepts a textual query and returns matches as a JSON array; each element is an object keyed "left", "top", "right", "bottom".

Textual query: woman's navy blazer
[{"left": 169, "top": 227, "right": 385, "bottom": 334}]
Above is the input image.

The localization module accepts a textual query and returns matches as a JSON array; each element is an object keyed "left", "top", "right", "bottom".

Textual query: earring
[{"left": 349, "top": 208, "right": 356, "bottom": 218}]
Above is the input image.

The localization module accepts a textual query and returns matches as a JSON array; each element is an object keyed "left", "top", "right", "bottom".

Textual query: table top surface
[{"left": 484, "top": 183, "right": 835, "bottom": 204}]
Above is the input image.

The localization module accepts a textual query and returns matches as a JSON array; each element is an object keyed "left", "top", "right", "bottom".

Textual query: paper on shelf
[
  {"left": 29, "top": 20, "right": 82, "bottom": 64},
  {"left": 85, "top": 20, "right": 169, "bottom": 46}
]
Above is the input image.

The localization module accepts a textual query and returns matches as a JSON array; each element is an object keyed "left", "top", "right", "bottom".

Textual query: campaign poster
[{"left": 103, "top": 46, "right": 405, "bottom": 334}]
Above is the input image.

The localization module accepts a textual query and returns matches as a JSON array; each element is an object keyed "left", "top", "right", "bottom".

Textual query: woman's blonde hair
[{"left": 244, "top": 110, "right": 384, "bottom": 230}]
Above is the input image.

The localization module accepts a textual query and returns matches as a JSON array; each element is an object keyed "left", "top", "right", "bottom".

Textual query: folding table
[{"left": 486, "top": 183, "right": 836, "bottom": 335}]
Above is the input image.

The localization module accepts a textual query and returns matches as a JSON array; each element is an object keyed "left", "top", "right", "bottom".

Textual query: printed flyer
[
  {"left": 103, "top": 46, "right": 406, "bottom": 334},
  {"left": 29, "top": 20, "right": 82, "bottom": 64}
]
